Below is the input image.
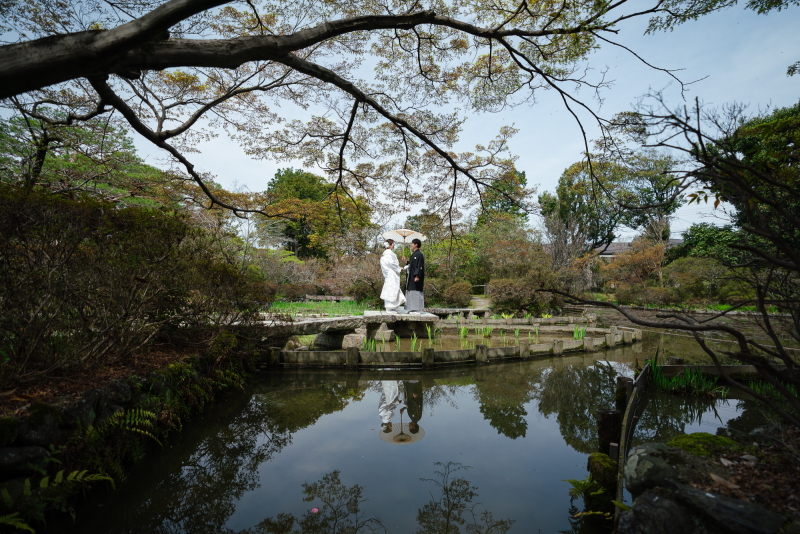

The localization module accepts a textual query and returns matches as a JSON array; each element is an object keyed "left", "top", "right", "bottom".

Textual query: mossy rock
[
  {"left": 666, "top": 432, "right": 742, "bottom": 457},
  {"left": 587, "top": 452, "right": 617, "bottom": 489},
  {"left": 0, "top": 417, "right": 19, "bottom": 447},
  {"left": 27, "top": 403, "right": 63, "bottom": 427}
]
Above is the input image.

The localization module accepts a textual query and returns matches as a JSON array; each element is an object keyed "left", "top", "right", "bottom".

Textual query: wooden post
[
  {"left": 596, "top": 408, "right": 623, "bottom": 454},
  {"left": 422, "top": 348, "right": 434, "bottom": 368},
  {"left": 605, "top": 333, "right": 615, "bottom": 347},
  {"left": 553, "top": 339, "right": 564, "bottom": 355},
  {"left": 476, "top": 344, "right": 488, "bottom": 363},
  {"left": 458, "top": 312, "right": 465, "bottom": 323},
  {"left": 609, "top": 442, "right": 620, "bottom": 463},
  {"left": 519, "top": 341, "right": 530, "bottom": 360},
  {"left": 625, "top": 377, "right": 634, "bottom": 402},
  {"left": 506, "top": 317, "right": 513, "bottom": 325},
  {"left": 529, "top": 316, "right": 537, "bottom": 325},
  {"left": 482, "top": 315, "right": 488, "bottom": 326},
  {"left": 615, "top": 376, "right": 628, "bottom": 411},
  {"left": 569, "top": 316, "right": 574, "bottom": 324},
  {"left": 346, "top": 347, "right": 359, "bottom": 369}
]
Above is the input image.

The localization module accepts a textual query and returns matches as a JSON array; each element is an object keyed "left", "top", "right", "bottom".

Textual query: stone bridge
[{"left": 270, "top": 311, "right": 439, "bottom": 349}]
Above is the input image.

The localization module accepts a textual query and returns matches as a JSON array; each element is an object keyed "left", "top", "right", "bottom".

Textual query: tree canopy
[
  {"left": 0, "top": 0, "right": 756, "bottom": 222},
  {"left": 262, "top": 167, "right": 373, "bottom": 258}
]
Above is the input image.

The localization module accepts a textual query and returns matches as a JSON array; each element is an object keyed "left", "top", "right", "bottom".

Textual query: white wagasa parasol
[{"left": 382, "top": 229, "right": 427, "bottom": 257}]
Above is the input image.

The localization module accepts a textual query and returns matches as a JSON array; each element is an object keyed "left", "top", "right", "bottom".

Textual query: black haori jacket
[{"left": 405, "top": 249, "right": 425, "bottom": 292}]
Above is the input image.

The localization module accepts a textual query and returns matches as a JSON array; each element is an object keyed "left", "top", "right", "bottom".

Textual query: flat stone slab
[
  {"left": 363, "top": 311, "right": 439, "bottom": 322},
  {"left": 277, "top": 316, "right": 365, "bottom": 335}
]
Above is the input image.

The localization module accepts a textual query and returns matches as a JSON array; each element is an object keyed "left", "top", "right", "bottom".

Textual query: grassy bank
[{"left": 270, "top": 300, "right": 378, "bottom": 316}]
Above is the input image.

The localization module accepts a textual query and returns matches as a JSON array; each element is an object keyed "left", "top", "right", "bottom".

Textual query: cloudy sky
[{"left": 132, "top": 3, "right": 799, "bottom": 239}]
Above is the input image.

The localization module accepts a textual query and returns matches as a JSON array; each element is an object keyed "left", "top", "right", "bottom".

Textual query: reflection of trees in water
[
  {"left": 726, "top": 398, "right": 784, "bottom": 432},
  {"left": 243, "top": 471, "right": 388, "bottom": 534},
  {"left": 104, "top": 383, "right": 368, "bottom": 534},
  {"left": 257, "top": 383, "right": 366, "bottom": 433},
  {"left": 534, "top": 363, "right": 618, "bottom": 453},
  {"left": 415, "top": 462, "right": 515, "bottom": 534},
  {"left": 245, "top": 463, "right": 514, "bottom": 534},
  {"left": 119, "top": 394, "right": 293, "bottom": 534},
  {"left": 629, "top": 392, "right": 724, "bottom": 445},
  {"left": 472, "top": 371, "right": 539, "bottom": 439},
  {"left": 631, "top": 393, "right": 775, "bottom": 446}
]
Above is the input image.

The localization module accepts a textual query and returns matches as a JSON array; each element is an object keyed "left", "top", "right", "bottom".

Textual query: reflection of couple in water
[{"left": 379, "top": 380, "right": 422, "bottom": 434}]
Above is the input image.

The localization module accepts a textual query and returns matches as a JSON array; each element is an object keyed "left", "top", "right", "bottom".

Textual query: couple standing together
[{"left": 379, "top": 238, "right": 424, "bottom": 313}]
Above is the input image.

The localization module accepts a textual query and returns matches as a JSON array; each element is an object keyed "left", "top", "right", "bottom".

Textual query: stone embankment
[{"left": 261, "top": 322, "right": 642, "bottom": 369}]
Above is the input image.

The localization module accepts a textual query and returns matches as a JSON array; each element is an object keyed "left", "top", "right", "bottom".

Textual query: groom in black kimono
[{"left": 404, "top": 238, "right": 425, "bottom": 312}]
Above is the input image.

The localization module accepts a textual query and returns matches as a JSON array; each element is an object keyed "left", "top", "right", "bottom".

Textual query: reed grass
[{"left": 649, "top": 350, "right": 729, "bottom": 398}]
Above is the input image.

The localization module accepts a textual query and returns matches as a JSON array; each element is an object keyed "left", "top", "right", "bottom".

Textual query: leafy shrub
[
  {"left": 443, "top": 282, "right": 472, "bottom": 307},
  {"left": 422, "top": 277, "right": 455, "bottom": 306},
  {"left": 0, "top": 185, "right": 271, "bottom": 383},
  {"left": 613, "top": 285, "right": 637, "bottom": 305},
  {"left": 488, "top": 278, "right": 552, "bottom": 315},
  {"left": 642, "top": 287, "right": 675, "bottom": 307},
  {"left": 614, "top": 285, "right": 675, "bottom": 307},
  {"left": 338, "top": 254, "right": 384, "bottom": 305},
  {"left": 347, "top": 281, "right": 379, "bottom": 305}
]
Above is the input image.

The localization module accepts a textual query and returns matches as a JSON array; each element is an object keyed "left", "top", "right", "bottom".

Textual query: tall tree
[
  {"left": 539, "top": 159, "right": 635, "bottom": 250},
  {"left": 0, "top": 0, "right": 754, "bottom": 221},
  {"left": 262, "top": 168, "right": 372, "bottom": 258},
  {"left": 550, "top": 98, "right": 800, "bottom": 426},
  {"left": 476, "top": 169, "right": 532, "bottom": 225}
]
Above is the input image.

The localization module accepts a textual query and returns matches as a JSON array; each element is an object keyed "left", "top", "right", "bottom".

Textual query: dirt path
[{"left": 470, "top": 296, "right": 491, "bottom": 309}]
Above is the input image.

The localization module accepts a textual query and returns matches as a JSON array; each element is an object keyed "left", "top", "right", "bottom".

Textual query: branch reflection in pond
[
  {"left": 240, "top": 463, "right": 514, "bottom": 534},
  {"left": 242, "top": 471, "right": 388, "bottom": 534},
  {"left": 534, "top": 362, "right": 620, "bottom": 453},
  {"left": 415, "top": 462, "right": 515, "bottom": 534}
]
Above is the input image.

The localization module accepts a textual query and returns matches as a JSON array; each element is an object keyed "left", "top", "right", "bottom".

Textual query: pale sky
[{"left": 131, "top": 3, "right": 800, "bottom": 239}]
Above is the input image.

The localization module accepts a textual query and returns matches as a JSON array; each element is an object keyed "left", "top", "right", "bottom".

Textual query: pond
[{"left": 48, "top": 333, "right": 772, "bottom": 534}]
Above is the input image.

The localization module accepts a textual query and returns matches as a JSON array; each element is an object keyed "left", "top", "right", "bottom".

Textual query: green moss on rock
[
  {"left": 587, "top": 452, "right": 617, "bottom": 489},
  {"left": 667, "top": 432, "right": 741, "bottom": 457}
]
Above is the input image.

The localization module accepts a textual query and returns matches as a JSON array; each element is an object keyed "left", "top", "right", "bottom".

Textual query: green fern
[
  {"left": 562, "top": 474, "right": 602, "bottom": 500},
  {"left": 88, "top": 408, "right": 161, "bottom": 447},
  {"left": 0, "top": 512, "right": 34, "bottom": 533}
]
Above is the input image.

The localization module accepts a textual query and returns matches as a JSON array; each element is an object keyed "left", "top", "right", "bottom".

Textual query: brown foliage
[
  {"left": 279, "top": 283, "right": 317, "bottom": 300},
  {"left": 443, "top": 282, "right": 472, "bottom": 308},
  {"left": 488, "top": 278, "right": 553, "bottom": 315},
  {"left": 602, "top": 239, "right": 666, "bottom": 289}
]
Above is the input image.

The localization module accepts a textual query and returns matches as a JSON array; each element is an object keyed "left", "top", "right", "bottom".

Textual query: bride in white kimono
[{"left": 379, "top": 239, "right": 406, "bottom": 311}]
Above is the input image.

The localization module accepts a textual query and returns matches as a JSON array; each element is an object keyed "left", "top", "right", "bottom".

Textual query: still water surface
[{"left": 51, "top": 334, "right": 769, "bottom": 534}]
